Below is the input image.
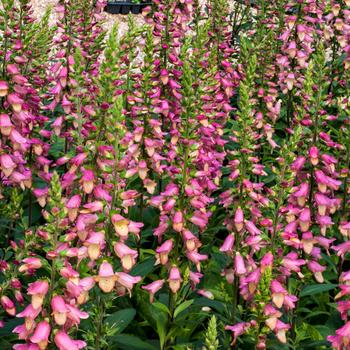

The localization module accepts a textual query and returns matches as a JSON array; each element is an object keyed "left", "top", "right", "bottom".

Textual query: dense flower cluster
[{"left": 0, "top": 0, "right": 350, "bottom": 349}]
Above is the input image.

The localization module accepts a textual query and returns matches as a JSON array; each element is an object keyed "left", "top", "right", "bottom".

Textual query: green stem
[
  {"left": 270, "top": 166, "right": 287, "bottom": 249},
  {"left": 2, "top": 15, "right": 9, "bottom": 78},
  {"left": 164, "top": 292, "right": 177, "bottom": 350},
  {"left": 95, "top": 295, "right": 105, "bottom": 350},
  {"left": 231, "top": 277, "right": 239, "bottom": 323}
]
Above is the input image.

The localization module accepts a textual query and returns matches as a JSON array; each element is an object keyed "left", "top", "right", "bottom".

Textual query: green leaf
[
  {"left": 152, "top": 301, "right": 171, "bottom": 316},
  {"left": 130, "top": 257, "right": 155, "bottom": 277},
  {"left": 105, "top": 308, "right": 136, "bottom": 335},
  {"left": 174, "top": 299, "right": 194, "bottom": 319},
  {"left": 0, "top": 318, "right": 22, "bottom": 336},
  {"left": 110, "top": 334, "right": 157, "bottom": 350},
  {"left": 193, "top": 298, "right": 226, "bottom": 313},
  {"left": 303, "top": 311, "right": 330, "bottom": 320},
  {"left": 300, "top": 284, "right": 337, "bottom": 297}
]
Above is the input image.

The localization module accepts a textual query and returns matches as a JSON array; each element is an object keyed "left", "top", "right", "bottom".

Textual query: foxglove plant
[{"left": 1, "top": 0, "right": 350, "bottom": 349}]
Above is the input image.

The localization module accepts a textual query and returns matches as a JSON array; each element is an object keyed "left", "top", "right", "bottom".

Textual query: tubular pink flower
[
  {"left": 51, "top": 295, "right": 69, "bottom": 325},
  {"left": 66, "top": 304, "right": 89, "bottom": 325},
  {"left": 0, "top": 154, "right": 16, "bottom": 177},
  {"left": 0, "top": 113, "right": 13, "bottom": 136},
  {"left": 54, "top": 330, "right": 86, "bottom": 350},
  {"left": 84, "top": 231, "right": 105, "bottom": 260},
  {"left": 299, "top": 208, "right": 311, "bottom": 232},
  {"left": 245, "top": 221, "right": 261, "bottom": 236},
  {"left": 234, "top": 253, "right": 247, "bottom": 276},
  {"left": 220, "top": 234, "right": 234, "bottom": 254},
  {"left": 65, "top": 195, "right": 82, "bottom": 221},
  {"left": 182, "top": 230, "right": 201, "bottom": 251},
  {"left": 234, "top": 207, "right": 244, "bottom": 232},
  {"left": 115, "top": 272, "right": 141, "bottom": 296},
  {"left": 114, "top": 242, "right": 138, "bottom": 271},
  {"left": 0, "top": 81, "right": 9, "bottom": 96},
  {"left": 80, "top": 169, "right": 95, "bottom": 194},
  {"left": 189, "top": 211, "right": 208, "bottom": 229},
  {"left": 225, "top": 322, "right": 251, "bottom": 345},
  {"left": 173, "top": 211, "right": 184, "bottom": 232},
  {"left": 18, "top": 258, "right": 42, "bottom": 273},
  {"left": 27, "top": 280, "right": 49, "bottom": 309},
  {"left": 261, "top": 252, "right": 274, "bottom": 272},
  {"left": 17, "top": 304, "right": 42, "bottom": 331},
  {"left": 293, "top": 183, "right": 309, "bottom": 207},
  {"left": 274, "top": 320, "right": 290, "bottom": 343},
  {"left": 308, "top": 146, "right": 319, "bottom": 165},
  {"left": 30, "top": 320, "right": 50, "bottom": 349},
  {"left": 111, "top": 214, "right": 129, "bottom": 240},
  {"left": 339, "top": 222, "right": 350, "bottom": 238},
  {"left": 315, "top": 193, "right": 331, "bottom": 216},
  {"left": 155, "top": 239, "right": 173, "bottom": 265},
  {"left": 168, "top": 266, "right": 182, "bottom": 294},
  {"left": 301, "top": 232, "right": 316, "bottom": 255},
  {"left": 95, "top": 261, "right": 116, "bottom": 293},
  {"left": 308, "top": 260, "right": 326, "bottom": 283},
  {"left": 186, "top": 251, "right": 208, "bottom": 272},
  {"left": 7, "top": 93, "right": 24, "bottom": 112},
  {"left": 142, "top": 280, "right": 165, "bottom": 303},
  {"left": 1, "top": 295, "right": 16, "bottom": 316},
  {"left": 270, "top": 280, "right": 287, "bottom": 308},
  {"left": 189, "top": 271, "right": 203, "bottom": 289}
]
